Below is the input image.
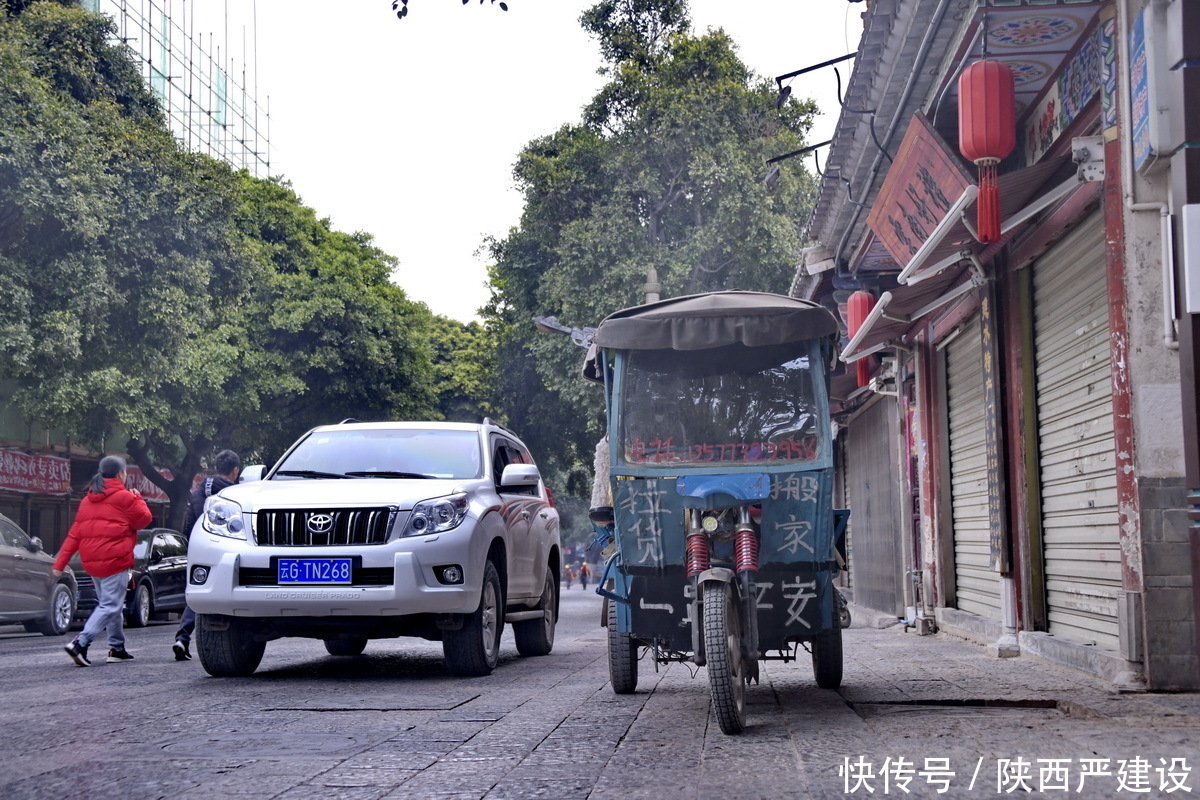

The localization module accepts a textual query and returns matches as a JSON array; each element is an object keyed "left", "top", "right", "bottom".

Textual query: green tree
[
  {"left": 123, "top": 175, "right": 441, "bottom": 525},
  {"left": 0, "top": 1, "right": 251, "bottom": 520},
  {"left": 229, "top": 176, "right": 437, "bottom": 458},
  {"left": 483, "top": 0, "right": 818, "bottom": 498},
  {"left": 389, "top": 0, "right": 509, "bottom": 23},
  {"left": 0, "top": 3, "right": 438, "bottom": 526},
  {"left": 426, "top": 314, "right": 495, "bottom": 422}
]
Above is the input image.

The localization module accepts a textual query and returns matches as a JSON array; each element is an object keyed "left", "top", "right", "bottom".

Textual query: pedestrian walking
[
  {"left": 172, "top": 449, "right": 241, "bottom": 661},
  {"left": 579, "top": 561, "right": 591, "bottom": 590},
  {"left": 564, "top": 563, "right": 574, "bottom": 589},
  {"left": 54, "top": 455, "right": 153, "bottom": 666}
]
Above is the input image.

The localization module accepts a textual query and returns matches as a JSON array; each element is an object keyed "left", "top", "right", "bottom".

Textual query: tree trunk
[{"left": 126, "top": 434, "right": 206, "bottom": 533}]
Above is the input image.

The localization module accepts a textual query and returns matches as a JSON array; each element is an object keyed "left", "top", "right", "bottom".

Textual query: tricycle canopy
[
  {"left": 592, "top": 291, "right": 838, "bottom": 351},
  {"left": 591, "top": 291, "right": 840, "bottom": 473}
]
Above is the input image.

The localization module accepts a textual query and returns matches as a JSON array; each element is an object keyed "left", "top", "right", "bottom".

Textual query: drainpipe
[
  {"left": 1117, "top": 0, "right": 1178, "bottom": 350},
  {"left": 833, "top": 0, "right": 955, "bottom": 273}
]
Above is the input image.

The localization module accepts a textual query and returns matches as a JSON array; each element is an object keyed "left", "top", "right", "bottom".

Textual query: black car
[
  {"left": 0, "top": 512, "right": 77, "bottom": 635},
  {"left": 71, "top": 528, "right": 188, "bottom": 627}
]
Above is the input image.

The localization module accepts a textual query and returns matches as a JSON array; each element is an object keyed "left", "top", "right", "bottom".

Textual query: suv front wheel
[
  {"left": 198, "top": 615, "right": 267, "bottom": 677},
  {"left": 443, "top": 560, "right": 503, "bottom": 676}
]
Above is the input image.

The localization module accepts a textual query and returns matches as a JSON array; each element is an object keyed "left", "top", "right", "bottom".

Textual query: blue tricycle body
[{"left": 586, "top": 292, "right": 847, "bottom": 734}]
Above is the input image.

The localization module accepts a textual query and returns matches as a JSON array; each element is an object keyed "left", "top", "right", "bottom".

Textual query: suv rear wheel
[
  {"left": 197, "top": 615, "right": 266, "bottom": 677},
  {"left": 324, "top": 637, "right": 368, "bottom": 656},
  {"left": 443, "top": 560, "right": 503, "bottom": 676},
  {"left": 514, "top": 566, "right": 556, "bottom": 657}
]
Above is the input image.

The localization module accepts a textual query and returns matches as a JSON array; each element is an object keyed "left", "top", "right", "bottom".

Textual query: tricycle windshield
[{"left": 616, "top": 340, "right": 826, "bottom": 468}]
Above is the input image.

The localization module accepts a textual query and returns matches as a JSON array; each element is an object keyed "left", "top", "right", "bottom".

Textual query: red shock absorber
[
  {"left": 685, "top": 531, "right": 711, "bottom": 577},
  {"left": 734, "top": 526, "right": 759, "bottom": 573}
]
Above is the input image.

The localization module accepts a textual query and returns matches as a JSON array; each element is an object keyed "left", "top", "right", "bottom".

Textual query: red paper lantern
[
  {"left": 846, "top": 290, "right": 876, "bottom": 387},
  {"left": 958, "top": 59, "right": 1016, "bottom": 244}
]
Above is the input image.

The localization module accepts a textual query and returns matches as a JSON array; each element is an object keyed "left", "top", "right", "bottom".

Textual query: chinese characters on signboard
[
  {"left": 865, "top": 114, "right": 974, "bottom": 267},
  {"left": 1025, "top": 24, "right": 1102, "bottom": 165},
  {"left": 0, "top": 451, "right": 71, "bottom": 494}
]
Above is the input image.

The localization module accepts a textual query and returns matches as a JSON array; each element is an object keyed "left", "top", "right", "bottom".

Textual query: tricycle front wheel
[
  {"left": 606, "top": 598, "right": 638, "bottom": 694},
  {"left": 703, "top": 581, "right": 746, "bottom": 734}
]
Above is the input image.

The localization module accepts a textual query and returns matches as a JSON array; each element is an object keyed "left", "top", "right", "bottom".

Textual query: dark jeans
[{"left": 175, "top": 604, "right": 196, "bottom": 646}]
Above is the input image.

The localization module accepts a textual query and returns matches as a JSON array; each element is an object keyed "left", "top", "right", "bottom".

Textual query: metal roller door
[
  {"left": 845, "top": 396, "right": 903, "bottom": 616},
  {"left": 945, "top": 314, "right": 1000, "bottom": 619},
  {"left": 1032, "top": 217, "right": 1120, "bottom": 650},
  {"left": 836, "top": 437, "right": 853, "bottom": 591}
]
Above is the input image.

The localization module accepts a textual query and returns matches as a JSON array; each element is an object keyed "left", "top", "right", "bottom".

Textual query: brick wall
[{"left": 1140, "top": 478, "right": 1199, "bottom": 689}]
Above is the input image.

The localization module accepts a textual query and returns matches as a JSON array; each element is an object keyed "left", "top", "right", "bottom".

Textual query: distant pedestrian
[
  {"left": 173, "top": 449, "right": 241, "bottom": 661},
  {"left": 55, "top": 455, "right": 153, "bottom": 666},
  {"left": 579, "top": 561, "right": 591, "bottom": 590},
  {"left": 564, "top": 563, "right": 574, "bottom": 589}
]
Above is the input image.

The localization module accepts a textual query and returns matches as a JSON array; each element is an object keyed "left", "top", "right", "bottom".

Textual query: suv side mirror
[
  {"left": 27, "top": 536, "right": 43, "bottom": 552},
  {"left": 499, "top": 463, "right": 540, "bottom": 489},
  {"left": 241, "top": 465, "right": 266, "bottom": 482}
]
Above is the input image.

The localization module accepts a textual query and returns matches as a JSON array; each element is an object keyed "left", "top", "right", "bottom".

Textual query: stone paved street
[{"left": 2, "top": 589, "right": 1197, "bottom": 799}]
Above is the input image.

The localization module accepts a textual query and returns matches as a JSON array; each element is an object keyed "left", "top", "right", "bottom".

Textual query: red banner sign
[
  {"left": 0, "top": 451, "right": 72, "bottom": 494},
  {"left": 125, "top": 466, "right": 170, "bottom": 502}
]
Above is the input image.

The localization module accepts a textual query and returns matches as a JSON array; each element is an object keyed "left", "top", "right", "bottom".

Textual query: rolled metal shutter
[
  {"left": 838, "top": 438, "right": 853, "bottom": 590},
  {"left": 1032, "top": 216, "right": 1119, "bottom": 650},
  {"left": 945, "top": 314, "right": 1000, "bottom": 619},
  {"left": 845, "top": 396, "right": 903, "bottom": 615}
]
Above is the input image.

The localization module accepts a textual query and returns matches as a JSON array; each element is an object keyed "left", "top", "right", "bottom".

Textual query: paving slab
[{"left": 1, "top": 590, "right": 1197, "bottom": 799}]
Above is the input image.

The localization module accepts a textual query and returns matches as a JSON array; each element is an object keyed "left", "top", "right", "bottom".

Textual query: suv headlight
[
  {"left": 202, "top": 496, "right": 247, "bottom": 540},
  {"left": 402, "top": 493, "right": 468, "bottom": 536}
]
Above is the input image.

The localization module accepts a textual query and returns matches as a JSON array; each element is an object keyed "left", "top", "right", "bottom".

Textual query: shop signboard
[
  {"left": 865, "top": 113, "right": 973, "bottom": 267},
  {"left": 0, "top": 451, "right": 71, "bottom": 494}
]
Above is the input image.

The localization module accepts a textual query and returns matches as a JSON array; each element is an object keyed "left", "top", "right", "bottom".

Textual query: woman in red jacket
[{"left": 53, "top": 455, "right": 153, "bottom": 666}]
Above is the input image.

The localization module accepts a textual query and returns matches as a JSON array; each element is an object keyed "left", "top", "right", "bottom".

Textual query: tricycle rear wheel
[
  {"left": 703, "top": 581, "right": 746, "bottom": 734},
  {"left": 811, "top": 621, "right": 844, "bottom": 689},
  {"left": 606, "top": 598, "right": 638, "bottom": 694}
]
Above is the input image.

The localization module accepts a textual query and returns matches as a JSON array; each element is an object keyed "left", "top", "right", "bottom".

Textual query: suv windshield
[
  {"left": 617, "top": 342, "right": 825, "bottom": 467},
  {"left": 272, "top": 428, "right": 482, "bottom": 480}
]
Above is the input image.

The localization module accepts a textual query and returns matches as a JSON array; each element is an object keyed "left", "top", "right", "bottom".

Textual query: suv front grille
[{"left": 255, "top": 508, "right": 396, "bottom": 546}]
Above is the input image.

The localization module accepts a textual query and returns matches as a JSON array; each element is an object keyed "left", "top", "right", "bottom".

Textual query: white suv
[{"left": 186, "top": 420, "right": 562, "bottom": 677}]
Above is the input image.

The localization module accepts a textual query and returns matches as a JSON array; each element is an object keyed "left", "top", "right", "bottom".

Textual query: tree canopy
[
  {"left": 483, "top": 0, "right": 819, "bottom": 519},
  {"left": 390, "top": 0, "right": 509, "bottom": 22},
  {"left": 1, "top": 0, "right": 821, "bottom": 542},
  {"left": 0, "top": 2, "right": 479, "bottom": 527}
]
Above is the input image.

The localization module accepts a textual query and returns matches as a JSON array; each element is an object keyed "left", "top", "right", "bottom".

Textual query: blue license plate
[{"left": 276, "top": 558, "right": 352, "bottom": 584}]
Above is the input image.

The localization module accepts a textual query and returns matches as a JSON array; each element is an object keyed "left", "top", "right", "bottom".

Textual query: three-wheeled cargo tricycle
[{"left": 585, "top": 291, "right": 848, "bottom": 734}]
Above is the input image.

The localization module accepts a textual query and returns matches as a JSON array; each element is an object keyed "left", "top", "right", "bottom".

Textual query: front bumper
[{"left": 185, "top": 529, "right": 485, "bottom": 618}]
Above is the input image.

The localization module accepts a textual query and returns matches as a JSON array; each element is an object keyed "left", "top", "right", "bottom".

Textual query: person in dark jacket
[
  {"left": 54, "top": 455, "right": 153, "bottom": 666},
  {"left": 172, "top": 449, "right": 241, "bottom": 661}
]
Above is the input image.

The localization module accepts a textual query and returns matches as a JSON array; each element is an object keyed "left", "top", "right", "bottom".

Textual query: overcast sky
[{"left": 201, "top": 1, "right": 864, "bottom": 322}]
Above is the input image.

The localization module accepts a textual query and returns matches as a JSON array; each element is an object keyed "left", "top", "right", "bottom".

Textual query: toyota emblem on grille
[{"left": 306, "top": 513, "right": 334, "bottom": 534}]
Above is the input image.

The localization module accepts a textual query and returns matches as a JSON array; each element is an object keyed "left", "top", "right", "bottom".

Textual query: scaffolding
[{"left": 80, "top": 0, "right": 270, "bottom": 177}]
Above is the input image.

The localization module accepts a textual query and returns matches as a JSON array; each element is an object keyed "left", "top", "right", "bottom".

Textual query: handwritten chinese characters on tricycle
[{"left": 586, "top": 291, "right": 847, "bottom": 735}]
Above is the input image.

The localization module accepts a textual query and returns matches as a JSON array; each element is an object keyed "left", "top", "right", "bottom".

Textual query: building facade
[
  {"left": 799, "top": 0, "right": 1198, "bottom": 690},
  {"left": 80, "top": 0, "right": 270, "bottom": 177}
]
